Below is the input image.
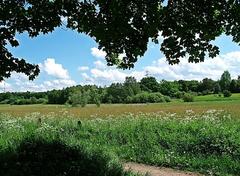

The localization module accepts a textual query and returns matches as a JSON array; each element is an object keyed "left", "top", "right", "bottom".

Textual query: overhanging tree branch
[{"left": 1, "top": 0, "right": 240, "bottom": 80}]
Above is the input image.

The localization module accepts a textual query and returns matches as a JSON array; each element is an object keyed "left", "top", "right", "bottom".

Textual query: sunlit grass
[
  {"left": 195, "top": 93, "right": 240, "bottom": 102},
  {"left": 1, "top": 99, "right": 240, "bottom": 118}
]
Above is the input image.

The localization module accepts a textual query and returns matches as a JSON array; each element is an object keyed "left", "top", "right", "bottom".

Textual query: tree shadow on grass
[{"left": 0, "top": 139, "right": 125, "bottom": 176}]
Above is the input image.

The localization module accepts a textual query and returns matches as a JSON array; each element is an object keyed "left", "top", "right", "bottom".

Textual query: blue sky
[{"left": 1, "top": 27, "right": 240, "bottom": 92}]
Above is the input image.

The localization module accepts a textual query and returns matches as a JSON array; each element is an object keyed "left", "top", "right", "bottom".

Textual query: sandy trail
[{"left": 124, "top": 162, "right": 203, "bottom": 176}]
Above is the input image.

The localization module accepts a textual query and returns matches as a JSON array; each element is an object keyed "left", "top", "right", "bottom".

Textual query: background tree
[
  {"left": 219, "top": 71, "right": 231, "bottom": 91},
  {"left": 213, "top": 83, "right": 221, "bottom": 94},
  {"left": 90, "top": 87, "right": 101, "bottom": 107},
  {"left": 140, "top": 77, "right": 159, "bottom": 92},
  {"left": 80, "top": 91, "right": 89, "bottom": 108},
  {"left": 159, "top": 80, "right": 179, "bottom": 97},
  {"left": 230, "top": 79, "right": 240, "bottom": 93},
  {"left": 105, "top": 83, "right": 128, "bottom": 103},
  {"left": 69, "top": 91, "right": 82, "bottom": 107},
  {"left": 47, "top": 89, "right": 69, "bottom": 104},
  {"left": 124, "top": 76, "right": 141, "bottom": 96},
  {"left": 2, "top": 0, "right": 240, "bottom": 80},
  {"left": 198, "top": 78, "right": 215, "bottom": 93}
]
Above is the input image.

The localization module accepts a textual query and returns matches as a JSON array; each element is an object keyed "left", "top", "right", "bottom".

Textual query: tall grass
[{"left": 0, "top": 110, "right": 239, "bottom": 176}]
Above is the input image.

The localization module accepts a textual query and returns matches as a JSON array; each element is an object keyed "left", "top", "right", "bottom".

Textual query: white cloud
[
  {"left": 91, "top": 68, "right": 126, "bottom": 83},
  {"left": 8, "top": 79, "right": 76, "bottom": 92},
  {"left": 94, "top": 60, "right": 106, "bottom": 69},
  {"left": 2, "top": 58, "right": 76, "bottom": 92},
  {"left": 81, "top": 73, "right": 95, "bottom": 84},
  {"left": 144, "top": 51, "right": 240, "bottom": 81},
  {"left": 0, "top": 81, "right": 12, "bottom": 92},
  {"left": 91, "top": 47, "right": 106, "bottom": 59},
  {"left": 43, "top": 79, "right": 76, "bottom": 90},
  {"left": 41, "top": 58, "right": 70, "bottom": 79},
  {"left": 78, "top": 66, "right": 89, "bottom": 71},
  {"left": 78, "top": 51, "right": 240, "bottom": 86}
]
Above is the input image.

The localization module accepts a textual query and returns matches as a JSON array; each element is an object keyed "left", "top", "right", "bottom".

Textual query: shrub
[
  {"left": 132, "top": 92, "right": 149, "bottom": 103},
  {"left": 182, "top": 93, "right": 194, "bottom": 102},
  {"left": 148, "top": 93, "right": 164, "bottom": 103},
  {"left": 202, "top": 90, "right": 211, "bottom": 95},
  {"left": 131, "top": 92, "right": 170, "bottom": 103},
  {"left": 126, "top": 96, "right": 133, "bottom": 104},
  {"left": 223, "top": 90, "right": 232, "bottom": 97},
  {"left": 164, "top": 96, "right": 171, "bottom": 102},
  {"left": 69, "top": 91, "right": 89, "bottom": 107},
  {"left": 174, "top": 91, "right": 185, "bottom": 98},
  {"left": 95, "top": 99, "right": 101, "bottom": 107}
]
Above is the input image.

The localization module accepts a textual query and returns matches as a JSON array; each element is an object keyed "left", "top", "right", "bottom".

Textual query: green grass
[
  {"left": 1, "top": 97, "right": 240, "bottom": 175},
  {"left": 0, "top": 111, "right": 240, "bottom": 176},
  {"left": 0, "top": 98, "right": 240, "bottom": 118},
  {"left": 195, "top": 93, "right": 240, "bottom": 102}
]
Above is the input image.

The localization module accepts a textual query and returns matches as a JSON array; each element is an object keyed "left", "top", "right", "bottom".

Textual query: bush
[
  {"left": 202, "top": 90, "right": 211, "bottom": 95},
  {"left": 164, "top": 96, "right": 171, "bottom": 102},
  {"left": 10, "top": 98, "right": 48, "bottom": 105},
  {"left": 182, "top": 93, "right": 194, "bottom": 102},
  {"left": 148, "top": 93, "right": 164, "bottom": 103},
  {"left": 131, "top": 92, "right": 170, "bottom": 103},
  {"left": 126, "top": 96, "right": 133, "bottom": 104},
  {"left": 223, "top": 90, "right": 232, "bottom": 97},
  {"left": 174, "top": 91, "right": 185, "bottom": 98}
]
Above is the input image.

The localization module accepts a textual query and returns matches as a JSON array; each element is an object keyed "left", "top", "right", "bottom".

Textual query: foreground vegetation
[{"left": 0, "top": 111, "right": 239, "bottom": 176}]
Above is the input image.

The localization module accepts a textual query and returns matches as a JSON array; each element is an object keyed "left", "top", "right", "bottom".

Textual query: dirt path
[{"left": 124, "top": 162, "right": 203, "bottom": 176}]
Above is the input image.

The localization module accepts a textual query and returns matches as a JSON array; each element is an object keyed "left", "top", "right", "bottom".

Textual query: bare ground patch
[{"left": 124, "top": 162, "right": 203, "bottom": 176}]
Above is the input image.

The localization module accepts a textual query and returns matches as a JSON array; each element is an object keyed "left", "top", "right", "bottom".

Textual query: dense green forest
[{"left": 1, "top": 71, "right": 240, "bottom": 106}]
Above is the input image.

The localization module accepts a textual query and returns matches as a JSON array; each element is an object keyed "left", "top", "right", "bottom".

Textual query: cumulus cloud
[
  {"left": 91, "top": 68, "right": 126, "bottom": 83},
  {"left": 2, "top": 58, "right": 76, "bottom": 92},
  {"left": 81, "top": 73, "right": 95, "bottom": 84},
  {"left": 78, "top": 51, "right": 240, "bottom": 85},
  {"left": 94, "top": 60, "right": 106, "bottom": 69},
  {"left": 78, "top": 66, "right": 89, "bottom": 71},
  {"left": 91, "top": 47, "right": 106, "bottom": 59},
  {"left": 43, "top": 79, "right": 76, "bottom": 90},
  {"left": 144, "top": 52, "right": 240, "bottom": 81},
  {"left": 0, "top": 81, "right": 12, "bottom": 92},
  {"left": 41, "top": 58, "right": 70, "bottom": 79},
  {"left": 6, "top": 78, "right": 76, "bottom": 92}
]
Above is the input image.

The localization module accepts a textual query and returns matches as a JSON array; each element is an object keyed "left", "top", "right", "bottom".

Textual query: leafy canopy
[{"left": 1, "top": 0, "right": 240, "bottom": 80}]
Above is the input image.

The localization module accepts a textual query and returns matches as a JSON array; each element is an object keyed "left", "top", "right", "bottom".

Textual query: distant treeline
[{"left": 0, "top": 71, "right": 240, "bottom": 105}]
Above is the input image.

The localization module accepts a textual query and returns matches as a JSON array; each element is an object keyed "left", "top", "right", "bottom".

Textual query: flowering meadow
[{"left": 0, "top": 110, "right": 239, "bottom": 176}]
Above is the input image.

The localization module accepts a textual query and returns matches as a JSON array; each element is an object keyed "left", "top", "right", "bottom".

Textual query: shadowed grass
[{"left": 0, "top": 137, "right": 135, "bottom": 176}]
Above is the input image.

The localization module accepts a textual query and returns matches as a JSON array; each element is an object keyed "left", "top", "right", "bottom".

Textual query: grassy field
[
  {"left": 1, "top": 95, "right": 240, "bottom": 175},
  {"left": 0, "top": 99, "right": 240, "bottom": 118},
  {"left": 0, "top": 111, "right": 239, "bottom": 176},
  {"left": 195, "top": 93, "right": 240, "bottom": 102}
]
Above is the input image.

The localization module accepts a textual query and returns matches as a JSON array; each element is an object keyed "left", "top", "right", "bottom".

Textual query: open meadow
[
  {"left": 0, "top": 95, "right": 240, "bottom": 176},
  {"left": 0, "top": 96, "right": 240, "bottom": 118}
]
